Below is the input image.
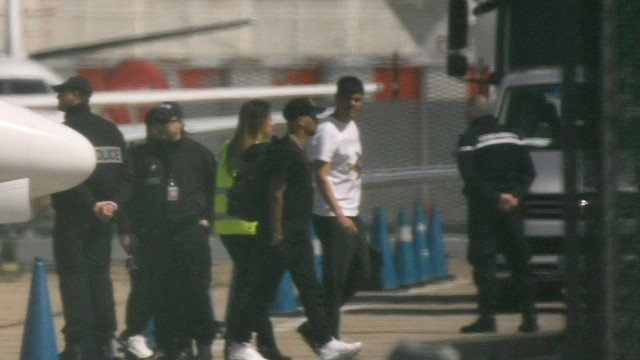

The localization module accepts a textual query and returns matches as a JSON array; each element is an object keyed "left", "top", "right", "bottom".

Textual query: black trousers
[
  {"left": 53, "top": 214, "right": 116, "bottom": 353},
  {"left": 223, "top": 230, "right": 332, "bottom": 348},
  {"left": 124, "top": 225, "right": 215, "bottom": 349},
  {"left": 312, "top": 215, "right": 371, "bottom": 338},
  {"left": 467, "top": 204, "right": 536, "bottom": 318},
  {"left": 122, "top": 231, "right": 171, "bottom": 339},
  {"left": 263, "top": 230, "right": 332, "bottom": 346},
  {"left": 221, "top": 235, "right": 275, "bottom": 345}
]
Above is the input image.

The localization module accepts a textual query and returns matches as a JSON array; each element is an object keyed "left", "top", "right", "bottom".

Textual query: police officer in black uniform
[
  {"left": 456, "top": 96, "right": 538, "bottom": 333},
  {"left": 119, "top": 103, "right": 217, "bottom": 360},
  {"left": 51, "top": 76, "right": 133, "bottom": 359}
]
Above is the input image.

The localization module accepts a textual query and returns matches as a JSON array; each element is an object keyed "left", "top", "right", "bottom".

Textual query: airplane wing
[
  {"left": 29, "top": 19, "right": 253, "bottom": 60},
  {"left": 1, "top": 83, "right": 379, "bottom": 109},
  {"left": 119, "top": 109, "right": 338, "bottom": 143},
  {"left": 2, "top": 83, "right": 381, "bottom": 142}
]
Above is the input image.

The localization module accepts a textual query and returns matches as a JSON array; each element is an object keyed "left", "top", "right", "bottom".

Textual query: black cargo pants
[
  {"left": 53, "top": 214, "right": 116, "bottom": 354},
  {"left": 467, "top": 204, "right": 536, "bottom": 318}
]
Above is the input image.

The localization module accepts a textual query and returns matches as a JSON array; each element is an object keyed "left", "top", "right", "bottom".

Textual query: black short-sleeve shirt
[{"left": 268, "top": 135, "right": 313, "bottom": 236}]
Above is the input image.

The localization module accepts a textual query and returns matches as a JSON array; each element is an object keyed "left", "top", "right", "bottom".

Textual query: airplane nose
[
  {"left": 29, "top": 123, "right": 96, "bottom": 198},
  {"left": 0, "top": 100, "right": 96, "bottom": 198}
]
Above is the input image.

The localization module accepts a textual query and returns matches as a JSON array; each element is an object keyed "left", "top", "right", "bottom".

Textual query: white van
[{"left": 493, "top": 67, "right": 636, "bottom": 286}]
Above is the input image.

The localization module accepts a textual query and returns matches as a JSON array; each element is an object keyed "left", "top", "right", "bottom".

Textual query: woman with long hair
[{"left": 214, "top": 100, "right": 289, "bottom": 360}]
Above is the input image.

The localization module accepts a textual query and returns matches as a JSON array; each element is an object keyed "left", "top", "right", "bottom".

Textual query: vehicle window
[
  {"left": 499, "top": 84, "right": 597, "bottom": 149},
  {"left": 499, "top": 85, "right": 561, "bottom": 147},
  {"left": 0, "top": 79, "right": 50, "bottom": 94}
]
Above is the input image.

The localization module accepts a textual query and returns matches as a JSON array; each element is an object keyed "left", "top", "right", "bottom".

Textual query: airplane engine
[{"left": 0, "top": 99, "right": 96, "bottom": 223}]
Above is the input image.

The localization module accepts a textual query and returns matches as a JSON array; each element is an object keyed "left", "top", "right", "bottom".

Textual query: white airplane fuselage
[{"left": 0, "top": 99, "right": 96, "bottom": 223}]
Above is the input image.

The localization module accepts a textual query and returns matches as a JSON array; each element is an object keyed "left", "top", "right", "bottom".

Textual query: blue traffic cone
[
  {"left": 371, "top": 208, "right": 397, "bottom": 290},
  {"left": 20, "top": 257, "right": 58, "bottom": 360},
  {"left": 394, "top": 206, "right": 418, "bottom": 287},
  {"left": 309, "top": 224, "right": 323, "bottom": 281},
  {"left": 269, "top": 270, "right": 298, "bottom": 314},
  {"left": 427, "top": 205, "right": 449, "bottom": 278},
  {"left": 413, "top": 202, "right": 433, "bottom": 283}
]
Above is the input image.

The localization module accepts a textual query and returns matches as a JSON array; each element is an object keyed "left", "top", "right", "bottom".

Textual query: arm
[
  {"left": 111, "top": 136, "right": 134, "bottom": 212},
  {"left": 314, "top": 160, "right": 358, "bottom": 233},
  {"left": 267, "top": 142, "right": 288, "bottom": 244},
  {"left": 200, "top": 148, "right": 218, "bottom": 228},
  {"left": 268, "top": 176, "right": 286, "bottom": 245},
  {"left": 112, "top": 139, "right": 135, "bottom": 227},
  {"left": 510, "top": 146, "right": 537, "bottom": 201},
  {"left": 118, "top": 146, "right": 139, "bottom": 253},
  {"left": 456, "top": 135, "right": 501, "bottom": 209}
]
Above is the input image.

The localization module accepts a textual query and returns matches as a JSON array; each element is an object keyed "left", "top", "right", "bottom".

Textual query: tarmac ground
[{"left": 0, "top": 256, "right": 565, "bottom": 360}]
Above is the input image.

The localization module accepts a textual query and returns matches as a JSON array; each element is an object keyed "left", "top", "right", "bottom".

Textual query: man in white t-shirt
[{"left": 305, "top": 76, "right": 372, "bottom": 341}]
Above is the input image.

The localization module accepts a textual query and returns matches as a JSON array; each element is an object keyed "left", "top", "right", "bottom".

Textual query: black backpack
[{"left": 227, "top": 141, "right": 274, "bottom": 221}]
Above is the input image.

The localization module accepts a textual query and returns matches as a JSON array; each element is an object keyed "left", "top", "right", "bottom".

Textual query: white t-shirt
[{"left": 308, "top": 115, "right": 362, "bottom": 217}]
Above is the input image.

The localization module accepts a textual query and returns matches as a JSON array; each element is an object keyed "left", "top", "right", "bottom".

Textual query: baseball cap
[
  {"left": 144, "top": 102, "right": 182, "bottom": 125},
  {"left": 337, "top": 76, "right": 364, "bottom": 96},
  {"left": 52, "top": 76, "right": 93, "bottom": 97},
  {"left": 157, "top": 101, "right": 183, "bottom": 119},
  {"left": 283, "top": 97, "right": 326, "bottom": 122}
]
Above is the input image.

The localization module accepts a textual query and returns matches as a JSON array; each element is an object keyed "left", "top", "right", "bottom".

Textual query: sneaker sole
[
  {"left": 324, "top": 348, "right": 361, "bottom": 360},
  {"left": 118, "top": 347, "right": 155, "bottom": 360}
]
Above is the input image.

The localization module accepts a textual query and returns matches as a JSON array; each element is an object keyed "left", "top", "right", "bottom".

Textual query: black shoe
[
  {"left": 460, "top": 317, "right": 497, "bottom": 333},
  {"left": 258, "top": 346, "right": 292, "bottom": 360},
  {"left": 59, "top": 344, "right": 84, "bottom": 360},
  {"left": 297, "top": 322, "right": 321, "bottom": 355},
  {"left": 518, "top": 319, "right": 539, "bottom": 333}
]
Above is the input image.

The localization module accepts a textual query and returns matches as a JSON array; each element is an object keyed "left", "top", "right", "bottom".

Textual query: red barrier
[
  {"left": 104, "top": 59, "right": 169, "bottom": 123},
  {"left": 374, "top": 67, "right": 421, "bottom": 100}
]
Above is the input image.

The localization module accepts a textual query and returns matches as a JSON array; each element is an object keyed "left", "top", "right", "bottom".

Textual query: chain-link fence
[{"left": 183, "top": 63, "right": 469, "bottom": 230}]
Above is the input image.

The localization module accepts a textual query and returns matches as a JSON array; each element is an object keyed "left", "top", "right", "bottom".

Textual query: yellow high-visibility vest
[{"left": 214, "top": 141, "right": 259, "bottom": 235}]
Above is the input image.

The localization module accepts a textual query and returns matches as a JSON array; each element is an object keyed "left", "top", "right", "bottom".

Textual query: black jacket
[
  {"left": 456, "top": 115, "right": 536, "bottom": 209},
  {"left": 124, "top": 136, "right": 217, "bottom": 236},
  {"left": 51, "top": 104, "right": 133, "bottom": 218}
]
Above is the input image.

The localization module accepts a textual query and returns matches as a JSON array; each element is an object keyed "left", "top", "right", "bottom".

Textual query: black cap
[
  {"left": 52, "top": 76, "right": 93, "bottom": 97},
  {"left": 337, "top": 76, "right": 364, "bottom": 96},
  {"left": 145, "top": 102, "right": 182, "bottom": 126},
  {"left": 283, "top": 97, "right": 326, "bottom": 122},
  {"left": 158, "top": 101, "right": 183, "bottom": 119}
]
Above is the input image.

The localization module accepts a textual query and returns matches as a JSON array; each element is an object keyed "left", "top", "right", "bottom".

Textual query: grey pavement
[
  {"left": 0, "top": 244, "right": 565, "bottom": 360},
  {"left": 12, "top": 232, "right": 468, "bottom": 265}
]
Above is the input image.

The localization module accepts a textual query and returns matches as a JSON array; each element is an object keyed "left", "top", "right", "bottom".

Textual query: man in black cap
[
  {"left": 51, "top": 75, "right": 133, "bottom": 359},
  {"left": 247, "top": 97, "right": 363, "bottom": 360},
  {"left": 119, "top": 102, "right": 217, "bottom": 360}
]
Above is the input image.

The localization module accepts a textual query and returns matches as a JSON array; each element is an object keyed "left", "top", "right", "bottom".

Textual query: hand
[
  {"left": 499, "top": 193, "right": 519, "bottom": 213},
  {"left": 337, "top": 215, "right": 358, "bottom": 234},
  {"left": 198, "top": 219, "right": 211, "bottom": 228},
  {"left": 119, "top": 233, "right": 138, "bottom": 255},
  {"left": 93, "top": 201, "right": 116, "bottom": 222}
]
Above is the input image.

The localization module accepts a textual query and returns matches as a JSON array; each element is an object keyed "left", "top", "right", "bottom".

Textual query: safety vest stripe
[
  {"left": 213, "top": 141, "right": 259, "bottom": 236},
  {"left": 215, "top": 219, "right": 258, "bottom": 235}
]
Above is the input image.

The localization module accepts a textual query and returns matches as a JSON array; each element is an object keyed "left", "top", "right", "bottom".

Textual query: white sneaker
[
  {"left": 125, "top": 334, "right": 154, "bottom": 359},
  {"left": 319, "top": 338, "right": 362, "bottom": 360},
  {"left": 228, "top": 342, "right": 267, "bottom": 360}
]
